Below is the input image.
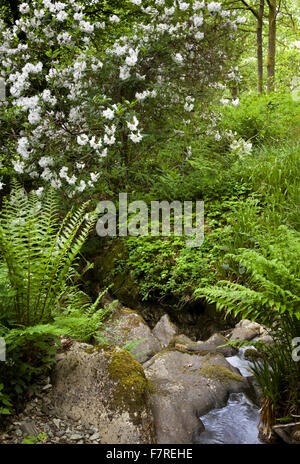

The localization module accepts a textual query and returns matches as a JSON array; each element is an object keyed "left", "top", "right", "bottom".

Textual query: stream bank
[{"left": 0, "top": 304, "right": 280, "bottom": 445}]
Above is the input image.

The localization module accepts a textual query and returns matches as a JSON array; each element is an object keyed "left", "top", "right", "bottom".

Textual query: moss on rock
[
  {"left": 93, "top": 240, "right": 140, "bottom": 306},
  {"left": 107, "top": 348, "right": 150, "bottom": 422},
  {"left": 199, "top": 365, "right": 244, "bottom": 383},
  {"left": 84, "top": 344, "right": 152, "bottom": 425}
]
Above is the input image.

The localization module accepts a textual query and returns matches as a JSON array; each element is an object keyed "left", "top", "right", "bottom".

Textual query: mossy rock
[
  {"left": 86, "top": 344, "right": 151, "bottom": 420},
  {"left": 101, "top": 309, "right": 162, "bottom": 364},
  {"left": 144, "top": 349, "right": 250, "bottom": 443},
  {"left": 199, "top": 365, "right": 244, "bottom": 383},
  {"left": 48, "top": 342, "right": 155, "bottom": 444},
  {"left": 107, "top": 348, "right": 150, "bottom": 414}
]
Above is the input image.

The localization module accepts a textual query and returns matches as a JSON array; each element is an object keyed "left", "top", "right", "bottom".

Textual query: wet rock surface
[
  {"left": 229, "top": 319, "right": 263, "bottom": 341},
  {"left": 144, "top": 348, "right": 251, "bottom": 444}
]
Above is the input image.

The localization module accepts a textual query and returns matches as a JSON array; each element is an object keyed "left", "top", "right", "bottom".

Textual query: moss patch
[
  {"left": 107, "top": 348, "right": 150, "bottom": 422},
  {"left": 199, "top": 365, "right": 244, "bottom": 383},
  {"left": 84, "top": 344, "right": 151, "bottom": 424},
  {"left": 84, "top": 343, "right": 114, "bottom": 355}
]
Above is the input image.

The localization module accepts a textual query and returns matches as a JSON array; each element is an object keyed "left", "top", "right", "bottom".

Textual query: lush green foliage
[
  {"left": 0, "top": 184, "right": 109, "bottom": 420},
  {"left": 220, "top": 93, "right": 300, "bottom": 145},
  {"left": 0, "top": 0, "right": 299, "bottom": 441},
  {"left": 196, "top": 225, "right": 300, "bottom": 324},
  {"left": 0, "top": 183, "right": 98, "bottom": 326}
]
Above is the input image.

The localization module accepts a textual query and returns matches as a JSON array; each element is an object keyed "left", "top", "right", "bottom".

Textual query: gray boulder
[
  {"left": 152, "top": 314, "right": 178, "bottom": 348},
  {"left": 47, "top": 342, "right": 156, "bottom": 444},
  {"left": 144, "top": 348, "right": 251, "bottom": 444},
  {"left": 230, "top": 319, "right": 262, "bottom": 341},
  {"left": 101, "top": 309, "right": 162, "bottom": 363},
  {"left": 179, "top": 333, "right": 238, "bottom": 357}
]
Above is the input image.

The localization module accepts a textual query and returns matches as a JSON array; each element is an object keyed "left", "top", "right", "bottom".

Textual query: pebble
[
  {"left": 53, "top": 419, "right": 61, "bottom": 429},
  {"left": 69, "top": 433, "right": 84, "bottom": 440},
  {"left": 0, "top": 378, "right": 102, "bottom": 444}
]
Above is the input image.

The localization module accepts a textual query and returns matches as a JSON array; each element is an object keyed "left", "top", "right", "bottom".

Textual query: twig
[{"left": 273, "top": 421, "right": 300, "bottom": 429}]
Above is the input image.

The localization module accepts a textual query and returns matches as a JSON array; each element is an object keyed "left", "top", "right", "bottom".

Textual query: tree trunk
[
  {"left": 257, "top": 0, "right": 265, "bottom": 93},
  {"left": 267, "top": 0, "right": 277, "bottom": 93}
]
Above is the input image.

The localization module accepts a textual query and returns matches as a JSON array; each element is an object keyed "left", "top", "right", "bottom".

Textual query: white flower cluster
[
  {"left": 127, "top": 116, "right": 144, "bottom": 143},
  {"left": 184, "top": 96, "right": 195, "bottom": 112},
  {"left": 0, "top": 0, "right": 242, "bottom": 195},
  {"left": 230, "top": 138, "right": 253, "bottom": 156},
  {"left": 135, "top": 89, "right": 157, "bottom": 101},
  {"left": 207, "top": 2, "right": 222, "bottom": 13}
]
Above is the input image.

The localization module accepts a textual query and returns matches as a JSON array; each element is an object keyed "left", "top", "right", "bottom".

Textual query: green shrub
[
  {"left": 220, "top": 93, "right": 300, "bottom": 145},
  {"left": 232, "top": 142, "right": 300, "bottom": 230}
]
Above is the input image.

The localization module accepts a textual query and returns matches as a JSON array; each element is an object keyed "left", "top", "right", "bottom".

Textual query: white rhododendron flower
[
  {"left": 173, "top": 53, "right": 184, "bottom": 64},
  {"left": 110, "top": 15, "right": 120, "bottom": 23},
  {"left": 207, "top": 2, "right": 222, "bottom": 12},
  {"left": 102, "top": 108, "right": 115, "bottom": 120},
  {"left": 19, "top": 3, "right": 30, "bottom": 14},
  {"left": 127, "top": 116, "right": 139, "bottom": 131},
  {"left": 232, "top": 98, "right": 240, "bottom": 106},
  {"left": 77, "top": 134, "right": 89, "bottom": 146},
  {"left": 129, "top": 131, "right": 144, "bottom": 143}
]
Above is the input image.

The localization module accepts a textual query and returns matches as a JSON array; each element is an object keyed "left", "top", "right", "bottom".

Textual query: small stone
[
  {"left": 69, "top": 433, "right": 83, "bottom": 440},
  {"left": 42, "top": 384, "right": 52, "bottom": 391},
  {"left": 53, "top": 418, "right": 61, "bottom": 429},
  {"left": 89, "top": 432, "right": 100, "bottom": 440}
]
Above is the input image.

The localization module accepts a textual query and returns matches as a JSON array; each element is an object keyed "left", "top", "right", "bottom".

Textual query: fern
[
  {"left": 0, "top": 184, "right": 99, "bottom": 327},
  {"left": 196, "top": 225, "right": 300, "bottom": 326},
  {"left": 0, "top": 184, "right": 112, "bottom": 420}
]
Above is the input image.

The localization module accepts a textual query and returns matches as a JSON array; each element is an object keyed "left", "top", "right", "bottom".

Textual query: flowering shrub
[{"left": 0, "top": 0, "right": 244, "bottom": 196}]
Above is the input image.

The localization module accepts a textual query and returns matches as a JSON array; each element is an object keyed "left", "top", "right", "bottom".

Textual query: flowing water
[
  {"left": 226, "top": 344, "right": 257, "bottom": 378},
  {"left": 196, "top": 392, "right": 263, "bottom": 444},
  {"left": 196, "top": 344, "right": 264, "bottom": 444}
]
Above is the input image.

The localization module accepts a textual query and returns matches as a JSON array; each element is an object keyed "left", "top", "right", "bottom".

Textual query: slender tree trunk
[
  {"left": 231, "top": 85, "right": 239, "bottom": 98},
  {"left": 257, "top": 0, "right": 265, "bottom": 93},
  {"left": 267, "top": 0, "right": 277, "bottom": 93}
]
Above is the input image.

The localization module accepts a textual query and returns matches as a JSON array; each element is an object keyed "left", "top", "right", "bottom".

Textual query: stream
[{"left": 196, "top": 345, "right": 264, "bottom": 444}]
